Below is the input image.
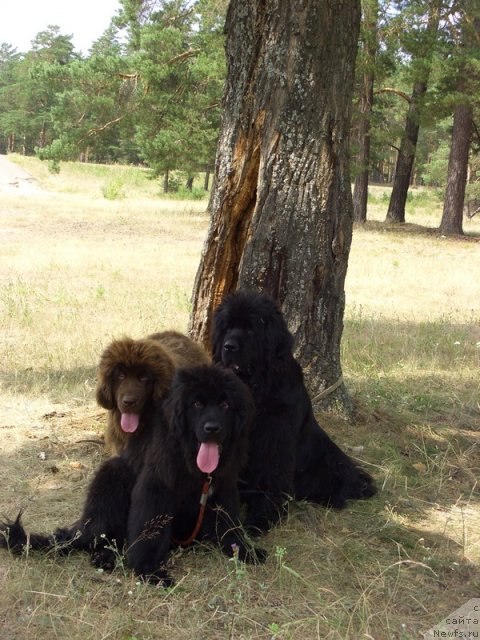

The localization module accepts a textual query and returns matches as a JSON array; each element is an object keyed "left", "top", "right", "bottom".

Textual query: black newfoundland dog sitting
[
  {"left": 212, "top": 290, "right": 376, "bottom": 534},
  {"left": 127, "top": 364, "right": 266, "bottom": 584},
  {"left": 0, "top": 365, "right": 265, "bottom": 586}
]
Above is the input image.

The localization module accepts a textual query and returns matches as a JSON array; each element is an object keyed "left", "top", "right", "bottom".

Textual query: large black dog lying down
[
  {"left": 0, "top": 365, "right": 265, "bottom": 586},
  {"left": 212, "top": 290, "right": 376, "bottom": 534}
]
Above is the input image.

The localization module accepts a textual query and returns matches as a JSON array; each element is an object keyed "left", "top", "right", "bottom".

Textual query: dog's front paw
[{"left": 91, "top": 547, "right": 117, "bottom": 571}]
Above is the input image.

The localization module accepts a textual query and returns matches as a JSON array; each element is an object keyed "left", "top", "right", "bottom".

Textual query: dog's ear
[
  {"left": 96, "top": 343, "right": 119, "bottom": 410},
  {"left": 233, "top": 404, "right": 247, "bottom": 435},
  {"left": 164, "top": 372, "right": 189, "bottom": 435},
  {"left": 211, "top": 308, "right": 228, "bottom": 364},
  {"left": 96, "top": 380, "right": 115, "bottom": 410},
  {"left": 231, "top": 379, "right": 254, "bottom": 435},
  {"left": 169, "top": 394, "right": 188, "bottom": 435},
  {"left": 263, "top": 308, "right": 294, "bottom": 360}
]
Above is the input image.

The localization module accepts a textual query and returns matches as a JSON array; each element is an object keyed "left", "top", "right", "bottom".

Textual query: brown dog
[{"left": 96, "top": 331, "right": 210, "bottom": 454}]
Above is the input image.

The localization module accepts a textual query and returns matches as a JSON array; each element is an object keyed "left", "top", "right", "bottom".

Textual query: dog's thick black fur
[
  {"left": 127, "top": 365, "right": 266, "bottom": 585},
  {"left": 0, "top": 365, "right": 265, "bottom": 585},
  {"left": 212, "top": 290, "right": 377, "bottom": 534}
]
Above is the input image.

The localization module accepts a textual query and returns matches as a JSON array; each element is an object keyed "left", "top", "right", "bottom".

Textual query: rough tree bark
[
  {"left": 439, "top": 9, "right": 479, "bottom": 236},
  {"left": 385, "top": 81, "right": 426, "bottom": 223},
  {"left": 189, "top": 0, "right": 360, "bottom": 412},
  {"left": 353, "top": 0, "right": 379, "bottom": 224},
  {"left": 439, "top": 103, "right": 473, "bottom": 236}
]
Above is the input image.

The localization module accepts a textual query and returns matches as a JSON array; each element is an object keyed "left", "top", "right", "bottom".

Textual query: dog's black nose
[
  {"left": 223, "top": 339, "right": 238, "bottom": 352},
  {"left": 203, "top": 421, "right": 221, "bottom": 434},
  {"left": 123, "top": 395, "right": 137, "bottom": 407}
]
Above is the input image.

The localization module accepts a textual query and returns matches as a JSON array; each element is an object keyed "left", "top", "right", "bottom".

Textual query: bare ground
[{"left": 0, "top": 154, "right": 41, "bottom": 193}]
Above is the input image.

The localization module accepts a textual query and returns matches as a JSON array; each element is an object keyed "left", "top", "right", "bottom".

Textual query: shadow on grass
[
  {"left": 0, "top": 393, "right": 478, "bottom": 638},
  {"left": 355, "top": 219, "right": 480, "bottom": 241},
  {"left": 1, "top": 366, "right": 96, "bottom": 405}
]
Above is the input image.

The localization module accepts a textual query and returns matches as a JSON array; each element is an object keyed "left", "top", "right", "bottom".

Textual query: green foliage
[
  {"left": 47, "top": 159, "right": 61, "bottom": 174},
  {"left": 1, "top": 0, "right": 477, "bottom": 206},
  {"left": 420, "top": 141, "right": 449, "bottom": 187},
  {"left": 0, "top": 1, "right": 226, "bottom": 174},
  {"left": 352, "top": 0, "right": 480, "bottom": 197},
  {"left": 101, "top": 176, "right": 126, "bottom": 200},
  {"left": 124, "top": 0, "right": 226, "bottom": 176},
  {"left": 168, "top": 185, "right": 207, "bottom": 200}
]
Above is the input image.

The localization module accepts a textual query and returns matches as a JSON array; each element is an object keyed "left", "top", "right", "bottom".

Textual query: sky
[{"left": 0, "top": 0, "right": 121, "bottom": 55}]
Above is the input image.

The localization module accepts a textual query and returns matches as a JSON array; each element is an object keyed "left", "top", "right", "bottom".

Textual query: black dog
[
  {"left": 212, "top": 290, "right": 376, "bottom": 534},
  {"left": 127, "top": 365, "right": 266, "bottom": 585},
  {"left": 0, "top": 365, "right": 266, "bottom": 585}
]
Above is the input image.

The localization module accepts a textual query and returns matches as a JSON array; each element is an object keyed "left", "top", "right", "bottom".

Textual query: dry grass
[{"left": 0, "top": 157, "right": 479, "bottom": 640}]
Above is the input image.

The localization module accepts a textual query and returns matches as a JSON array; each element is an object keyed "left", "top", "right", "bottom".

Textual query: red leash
[{"left": 172, "top": 475, "right": 213, "bottom": 546}]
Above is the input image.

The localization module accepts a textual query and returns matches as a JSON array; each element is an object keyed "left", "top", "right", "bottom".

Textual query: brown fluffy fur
[
  {"left": 148, "top": 331, "right": 210, "bottom": 369},
  {"left": 97, "top": 332, "right": 210, "bottom": 454}
]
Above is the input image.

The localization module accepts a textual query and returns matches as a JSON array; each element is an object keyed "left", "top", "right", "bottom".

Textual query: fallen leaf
[{"left": 412, "top": 462, "right": 427, "bottom": 473}]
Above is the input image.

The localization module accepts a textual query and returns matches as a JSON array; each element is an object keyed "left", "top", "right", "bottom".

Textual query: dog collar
[{"left": 172, "top": 475, "right": 213, "bottom": 547}]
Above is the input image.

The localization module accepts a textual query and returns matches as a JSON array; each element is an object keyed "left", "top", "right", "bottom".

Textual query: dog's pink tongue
[
  {"left": 197, "top": 442, "right": 220, "bottom": 473},
  {"left": 120, "top": 413, "right": 140, "bottom": 433}
]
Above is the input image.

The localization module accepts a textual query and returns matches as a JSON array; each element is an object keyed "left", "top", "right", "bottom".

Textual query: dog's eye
[
  {"left": 193, "top": 400, "right": 203, "bottom": 409},
  {"left": 139, "top": 374, "right": 149, "bottom": 383},
  {"left": 220, "top": 400, "right": 229, "bottom": 410},
  {"left": 117, "top": 371, "right": 126, "bottom": 381}
]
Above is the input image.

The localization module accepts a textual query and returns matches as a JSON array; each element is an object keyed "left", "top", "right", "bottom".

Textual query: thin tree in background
[
  {"left": 353, "top": 0, "right": 379, "bottom": 223},
  {"left": 440, "top": 103, "right": 473, "bottom": 235},
  {"left": 189, "top": 0, "right": 361, "bottom": 412},
  {"left": 439, "top": 4, "right": 479, "bottom": 235},
  {"left": 386, "top": 0, "right": 441, "bottom": 223}
]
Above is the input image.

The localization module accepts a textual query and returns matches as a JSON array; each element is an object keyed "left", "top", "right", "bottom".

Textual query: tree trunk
[
  {"left": 39, "top": 122, "right": 46, "bottom": 149},
  {"left": 439, "top": 103, "right": 472, "bottom": 236},
  {"left": 185, "top": 176, "right": 194, "bottom": 191},
  {"left": 353, "top": 72, "right": 374, "bottom": 223},
  {"left": 203, "top": 169, "right": 210, "bottom": 191},
  {"left": 189, "top": 0, "right": 360, "bottom": 412},
  {"left": 353, "top": 0, "right": 378, "bottom": 223},
  {"left": 163, "top": 169, "right": 169, "bottom": 193},
  {"left": 385, "top": 81, "right": 427, "bottom": 223},
  {"left": 386, "top": 0, "right": 440, "bottom": 223}
]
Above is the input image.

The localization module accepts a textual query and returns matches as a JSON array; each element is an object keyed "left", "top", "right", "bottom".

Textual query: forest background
[{"left": 0, "top": 0, "right": 479, "bottom": 231}]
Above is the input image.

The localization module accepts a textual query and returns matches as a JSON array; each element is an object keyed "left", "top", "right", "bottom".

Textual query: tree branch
[
  {"left": 375, "top": 87, "right": 412, "bottom": 103},
  {"left": 388, "top": 143, "right": 401, "bottom": 153},
  {"left": 168, "top": 48, "right": 201, "bottom": 65},
  {"left": 78, "top": 116, "right": 124, "bottom": 144}
]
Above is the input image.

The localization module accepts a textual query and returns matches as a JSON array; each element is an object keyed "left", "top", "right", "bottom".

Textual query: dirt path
[{"left": 0, "top": 154, "right": 41, "bottom": 193}]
